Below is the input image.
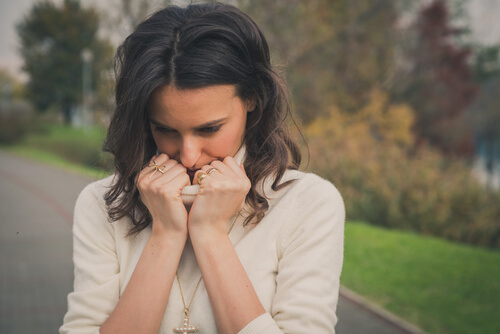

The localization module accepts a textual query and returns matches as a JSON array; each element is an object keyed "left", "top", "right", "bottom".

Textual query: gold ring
[
  {"left": 148, "top": 164, "right": 165, "bottom": 179},
  {"left": 148, "top": 160, "right": 158, "bottom": 167},
  {"left": 197, "top": 172, "right": 208, "bottom": 184},
  {"left": 206, "top": 167, "right": 219, "bottom": 175}
]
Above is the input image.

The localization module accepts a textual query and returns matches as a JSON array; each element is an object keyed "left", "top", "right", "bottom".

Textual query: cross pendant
[{"left": 173, "top": 313, "right": 198, "bottom": 334}]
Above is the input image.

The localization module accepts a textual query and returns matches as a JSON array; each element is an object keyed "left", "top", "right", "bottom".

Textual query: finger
[
  {"left": 148, "top": 171, "right": 190, "bottom": 203},
  {"left": 212, "top": 158, "right": 245, "bottom": 179},
  {"left": 199, "top": 165, "right": 222, "bottom": 178},
  {"left": 139, "top": 161, "right": 181, "bottom": 188},
  {"left": 155, "top": 164, "right": 187, "bottom": 185},
  {"left": 209, "top": 160, "right": 236, "bottom": 178},
  {"left": 193, "top": 170, "right": 204, "bottom": 186},
  {"left": 150, "top": 153, "right": 172, "bottom": 166},
  {"left": 166, "top": 170, "right": 191, "bottom": 195},
  {"left": 216, "top": 158, "right": 250, "bottom": 190},
  {"left": 224, "top": 156, "right": 246, "bottom": 177},
  {"left": 141, "top": 154, "right": 176, "bottom": 176}
]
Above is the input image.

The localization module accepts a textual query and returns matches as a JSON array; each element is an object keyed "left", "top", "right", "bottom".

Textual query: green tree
[{"left": 17, "top": 0, "right": 113, "bottom": 124}]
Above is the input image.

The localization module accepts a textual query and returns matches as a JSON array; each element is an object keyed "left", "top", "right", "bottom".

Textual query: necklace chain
[{"left": 175, "top": 213, "right": 240, "bottom": 316}]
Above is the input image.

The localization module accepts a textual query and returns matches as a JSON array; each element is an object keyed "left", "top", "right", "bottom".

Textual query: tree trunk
[{"left": 62, "top": 104, "right": 72, "bottom": 125}]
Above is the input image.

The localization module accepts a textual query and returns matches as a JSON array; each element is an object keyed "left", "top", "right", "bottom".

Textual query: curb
[{"left": 339, "top": 286, "right": 428, "bottom": 334}]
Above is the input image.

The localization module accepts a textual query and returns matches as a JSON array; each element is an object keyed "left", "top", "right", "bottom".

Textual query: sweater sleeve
[
  {"left": 238, "top": 174, "right": 345, "bottom": 334},
  {"left": 60, "top": 180, "right": 120, "bottom": 334}
]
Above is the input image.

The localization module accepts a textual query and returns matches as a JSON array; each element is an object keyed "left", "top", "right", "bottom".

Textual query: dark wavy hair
[{"left": 103, "top": 2, "right": 301, "bottom": 235}]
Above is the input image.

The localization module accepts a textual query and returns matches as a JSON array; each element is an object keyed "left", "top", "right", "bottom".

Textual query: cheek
[
  {"left": 210, "top": 123, "right": 246, "bottom": 155},
  {"left": 152, "top": 133, "right": 177, "bottom": 155}
]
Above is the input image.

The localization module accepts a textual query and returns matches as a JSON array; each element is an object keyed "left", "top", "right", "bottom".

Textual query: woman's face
[{"left": 149, "top": 84, "right": 251, "bottom": 181}]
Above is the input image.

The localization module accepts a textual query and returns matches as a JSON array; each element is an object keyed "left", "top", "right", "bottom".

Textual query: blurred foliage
[
  {"left": 239, "top": 0, "right": 496, "bottom": 159},
  {"left": 305, "top": 89, "right": 500, "bottom": 249},
  {"left": 16, "top": 0, "right": 114, "bottom": 123},
  {"left": 17, "top": 125, "right": 113, "bottom": 171},
  {"left": 0, "top": 69, "right": 26, "bottom": 100},
  {"left": 238, "top": 0, "right": 405, "bottom": 124},
  {"left": 0, "top": 69, "right": 36, "bottom": 144},
  {"left": 0, "top": 106, "right": 36, "bottom": 144},
  {"left": 237, "top": 0, "right": 500, "bottom": 247},
  {"left": 393, "top": 0, "right": 478, "bottom": 157}
]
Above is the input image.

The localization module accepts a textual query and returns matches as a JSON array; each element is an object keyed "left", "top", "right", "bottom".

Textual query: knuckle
[
  {"left": 150, "top": 183, "right": 162, "bottom": 194},
  {"left": 137, "top": 177, "right": 147, "bottom": 189},
  {"left": 211, "top": 160, "right": 224, "bottom": 168},
  {"left": 175, "top": 164, "right": 187, "bottom": 173},
  {"left": 170, "top": 160, "right": 181, "bottom": 169}
]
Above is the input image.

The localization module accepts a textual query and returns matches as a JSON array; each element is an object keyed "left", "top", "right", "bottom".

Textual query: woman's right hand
[{"left": 136, "top": 154, "right": 190, "bottom": 238}]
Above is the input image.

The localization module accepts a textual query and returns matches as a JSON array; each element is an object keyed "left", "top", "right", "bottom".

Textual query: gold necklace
[{"left": 173, "top": 213, "right": 240, "bottom": 334}]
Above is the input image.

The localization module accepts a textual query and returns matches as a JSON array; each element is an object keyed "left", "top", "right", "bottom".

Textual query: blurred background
[{"left": 0, "top": 0, "right": 499, "bottom": 333}]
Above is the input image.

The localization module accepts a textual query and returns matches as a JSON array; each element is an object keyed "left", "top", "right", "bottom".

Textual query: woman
[{"left": 61, "top": 3, "right": 344, "bottom": 334}]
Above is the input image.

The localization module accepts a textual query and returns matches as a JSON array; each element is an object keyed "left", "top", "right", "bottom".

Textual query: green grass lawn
[
  {"left": 16, "top": 125, "right": 112, "bottom": 170},
  {"left": 3, "top": 125, "right": 112, "bottom": 179},
  {"left": 342, "top": 221, "right": 500, "bottom": 334}
]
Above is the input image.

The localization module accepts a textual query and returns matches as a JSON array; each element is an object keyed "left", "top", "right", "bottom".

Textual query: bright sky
[
  {"left": 1, "top": 0, "right": 499, "bottom": 81},
  {"left": 0, "top": 0, "right": 39, "bottom": 80}
]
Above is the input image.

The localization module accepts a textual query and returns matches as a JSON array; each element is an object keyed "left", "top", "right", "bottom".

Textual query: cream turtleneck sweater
[{"left": 60, "top": 149, "right": 344, "bottom": 334}]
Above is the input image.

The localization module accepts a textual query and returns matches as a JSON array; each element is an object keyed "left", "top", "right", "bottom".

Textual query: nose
[{"left": 179, "top": 137, "right": 201, "bottom": 169}]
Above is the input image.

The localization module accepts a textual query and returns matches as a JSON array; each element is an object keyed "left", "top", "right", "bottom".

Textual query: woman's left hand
[{"left": 188, "top": 157, "right": 250, "bottom": 237}]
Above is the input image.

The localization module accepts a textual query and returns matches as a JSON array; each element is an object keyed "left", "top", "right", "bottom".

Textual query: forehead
[{"left": 149, "top": 85, "right": 240, "bottom": 122}]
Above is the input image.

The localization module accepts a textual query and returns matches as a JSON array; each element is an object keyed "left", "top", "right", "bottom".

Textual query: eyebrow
[{"left": 149, "top": 117, "right": 227, "bottom": 130}]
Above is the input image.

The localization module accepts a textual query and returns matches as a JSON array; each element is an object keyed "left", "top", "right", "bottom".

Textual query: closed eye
[
  {"left": 198, "top": 125, "right": 222, "bottom": 134},
  {"left": 154, "top": 126, "right": 176, "bottom": 134}
]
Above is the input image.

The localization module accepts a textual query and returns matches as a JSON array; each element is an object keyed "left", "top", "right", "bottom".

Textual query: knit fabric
[{"left": 60, "top": 160, "right": 344, "bottom": 333}]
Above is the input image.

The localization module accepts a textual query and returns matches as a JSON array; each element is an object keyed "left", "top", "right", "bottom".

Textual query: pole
[{"left": 81, "top": 48, "right": 93, "bottom": 129}]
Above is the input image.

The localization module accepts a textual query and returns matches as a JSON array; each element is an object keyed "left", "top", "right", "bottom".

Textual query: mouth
[{"left": 187, "top": 169, "right": 199, "bottom": 184}]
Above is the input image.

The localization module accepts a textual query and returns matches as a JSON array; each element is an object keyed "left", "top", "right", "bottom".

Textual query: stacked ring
[
  {"left": 206, "top": 167, "right": 219, "bottom": 175},
  {"left": 198, "top": 167, "right": 220, "bottom": 184},
  {"left": 197, "top": 172, "right": 208, "bottom": 184}
]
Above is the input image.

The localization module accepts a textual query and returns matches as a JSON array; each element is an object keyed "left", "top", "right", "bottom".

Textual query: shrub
[
  {"left": 21, "top": 125, "right": 113, "bottom": 171},
  {"left": 305, "top": 88, "right": 500, "bottom": 249},
  {"left": 0, "top": 101, "right": 39, "bottom": 144}
]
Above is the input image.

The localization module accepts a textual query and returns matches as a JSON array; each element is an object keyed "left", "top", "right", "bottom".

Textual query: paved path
[
  {"left": 0, "top": 151, "right": 89, "bottom": 334},
  {"left": 0, "top": 150, "right": 419, "bottom": 334}
]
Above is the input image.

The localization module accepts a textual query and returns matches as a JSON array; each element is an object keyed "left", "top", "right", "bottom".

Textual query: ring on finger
[
  {"left": 197, "top": 172, "right": 208, "bottom": 184},
  {"left": 148, "top": 165, "right": 166, "bottom": 179},
  {"left": 206, "top": 167, "right": 219, "bottom": 175},
  {"left": 148, "top": 159, "right": 158, "bottom": 167}
]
